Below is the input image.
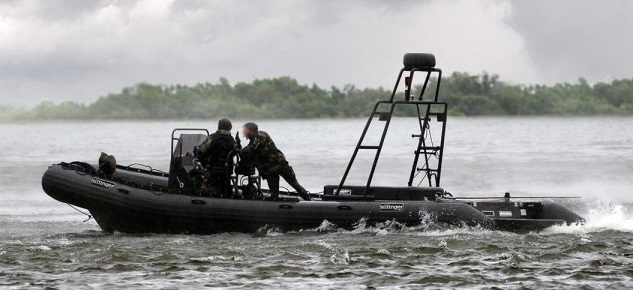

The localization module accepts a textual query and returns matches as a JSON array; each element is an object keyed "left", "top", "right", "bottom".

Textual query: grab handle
[
  {"left": 126, "top": 163, "right": 153, "bottom": 172},
  {"left": 278, "top": 204, "right": 293, "bottom": 210},
  {"left": 191, "top": 199, "right": 206, "bottom": 205}
]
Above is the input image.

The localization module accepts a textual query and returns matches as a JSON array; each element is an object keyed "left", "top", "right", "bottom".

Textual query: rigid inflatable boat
[{"left": 42, "top": 53, "right": 584, "bottom": 234}]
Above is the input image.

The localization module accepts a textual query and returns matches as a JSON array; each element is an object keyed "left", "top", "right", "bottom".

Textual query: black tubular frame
[{"left": 336, "top": 66, "right": 447, "bottom": 196}]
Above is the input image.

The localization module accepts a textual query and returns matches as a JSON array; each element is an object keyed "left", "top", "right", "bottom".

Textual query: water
[{"left": 1, "top": 117, "right": 633, "bottom": 288}]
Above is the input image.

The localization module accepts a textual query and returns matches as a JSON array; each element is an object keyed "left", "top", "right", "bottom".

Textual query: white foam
[
  {"left": 329, "top": 250, "right": 350, "bottom": 265},
  {"left": 58, "top": 236, "right": 74, "bottom": 246},
  {"left": 36, "top": 245, "right": 51, "bottom": 251},
  {"left": 542, "top": 200, "right": 633, "bottom": 235},
  {"left": 263, "top": 226, "right": 284, "bottom": 237},
  {"left": 313, "top": 220, "right": 338, "bottom": 232}
]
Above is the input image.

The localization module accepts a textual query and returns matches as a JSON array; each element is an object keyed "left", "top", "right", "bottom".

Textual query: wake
[{"left": 543, "top": 199, "right": 633, "bottom": 234}]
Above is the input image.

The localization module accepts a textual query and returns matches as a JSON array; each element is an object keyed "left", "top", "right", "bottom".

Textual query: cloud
[
  {"left": 3, "top": 0, "right": 608, "bottom": 106},
  {"left": 506, "top": 0, "right": 633, "bottom": 84}
]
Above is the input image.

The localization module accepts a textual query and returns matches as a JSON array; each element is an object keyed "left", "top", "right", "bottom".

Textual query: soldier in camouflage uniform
[
  {"left": 239, "top": 122, "right": 311, "bottom": 201},
  {"left": 196, "top": 118, "right": 237, "bottom": 198}
]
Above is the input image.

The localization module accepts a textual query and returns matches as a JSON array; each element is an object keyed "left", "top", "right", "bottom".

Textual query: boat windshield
[{"left": 173, "top": 134, "right": 207, "bottom": 158}]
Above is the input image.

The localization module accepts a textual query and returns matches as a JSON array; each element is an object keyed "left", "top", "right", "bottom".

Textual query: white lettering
[
  {"left": 333, "top": 188, "right": 352, "bottom": 195},
  {"left": 92, "top": 177, "right": 115, "bottom": 190},
  {"left": 379, "top": 203, "right": 404, "bottom": 211}
]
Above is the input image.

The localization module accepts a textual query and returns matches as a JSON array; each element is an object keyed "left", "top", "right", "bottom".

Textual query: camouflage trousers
[
  {"left": 200, "top": 171, "right": 232, "bottom": 198},
  {"left": 262, "top": 165, "right": 311, "bottom": 201}
]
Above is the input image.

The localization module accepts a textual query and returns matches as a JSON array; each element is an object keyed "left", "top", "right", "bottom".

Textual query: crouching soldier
[
  {"left": 196, "top": 118, "right": 237, "bottom": 197},
  {"left": 239, "top": 122, "right": 311, "bottom": 201}
]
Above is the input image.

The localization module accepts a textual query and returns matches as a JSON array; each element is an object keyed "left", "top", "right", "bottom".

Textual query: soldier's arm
[
  {"left": 238, "top": 143, "right": 252, "bottom": 156},
  {"left": 238, "top": 138, "right": 258, "bottom": 157},
  {"left": 196, "top": 138, "right": 210, "bottom": 156},
  {"left": 196, "top": 136, "right": 217, "bottom": 166}
]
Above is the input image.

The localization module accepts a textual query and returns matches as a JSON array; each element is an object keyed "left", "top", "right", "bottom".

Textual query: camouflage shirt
[
  {"left": 240, "top": 131, "right": 287, "bottom": 175},
  {"left": 196, "top": 130, "right": 237, "bottom": 170}
]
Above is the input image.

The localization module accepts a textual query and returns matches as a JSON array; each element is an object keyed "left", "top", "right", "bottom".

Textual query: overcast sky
[{"left": 1, "top": 0, "right": 632, "bottom": 106}]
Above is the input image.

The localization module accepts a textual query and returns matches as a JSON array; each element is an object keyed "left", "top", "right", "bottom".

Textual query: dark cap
[
  {"left": 218, "top": 118, "right": 232, "bottom": 130},
  {"left": 243, "top": 122, "right": 258, "bottom": 132}
]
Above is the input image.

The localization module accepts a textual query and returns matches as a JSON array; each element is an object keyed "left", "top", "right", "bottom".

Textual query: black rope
[{"left": 67, "top": 204, "right": 92, "bottom": 222}]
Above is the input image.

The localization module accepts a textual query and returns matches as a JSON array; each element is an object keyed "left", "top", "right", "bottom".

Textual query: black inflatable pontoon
[{"left": 42, "top": 53, "right": 584, "bottom": 234}]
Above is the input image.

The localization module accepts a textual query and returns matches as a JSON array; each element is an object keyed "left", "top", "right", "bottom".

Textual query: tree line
[{"left": 2, "top": 72, "right": 633, "bottom": 121}]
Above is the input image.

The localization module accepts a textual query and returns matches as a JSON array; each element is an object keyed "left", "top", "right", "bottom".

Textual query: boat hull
[
  {"left": 42, "top": 163, "right": 495, "bottom": 234},
  {"left": 462, "top": 199, "right": 584, "bottom": 232}
]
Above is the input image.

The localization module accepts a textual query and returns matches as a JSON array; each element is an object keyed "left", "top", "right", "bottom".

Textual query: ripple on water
[{"left": 1, "top": 208, "right": 633, "bottom": 288}]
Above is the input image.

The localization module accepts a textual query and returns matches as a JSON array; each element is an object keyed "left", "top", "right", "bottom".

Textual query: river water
[{"left": 1, "top": 117, "right": 632, "bottom": 289}]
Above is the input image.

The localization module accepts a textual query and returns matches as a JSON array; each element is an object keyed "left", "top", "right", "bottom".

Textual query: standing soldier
[
  {"left": 239, "top": 122, "right": 312, "bottom": 201},
  {"left": 196, "top": 118, "right": 237, "bottom": 197}
]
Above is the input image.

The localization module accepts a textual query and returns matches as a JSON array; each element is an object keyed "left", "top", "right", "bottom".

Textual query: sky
[{"left": 0, "top": 0, "right": 632, "bottom": 106}]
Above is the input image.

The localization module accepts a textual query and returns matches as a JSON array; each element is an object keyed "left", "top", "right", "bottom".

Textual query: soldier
[
  {"left": 239, "top": 122, "right": 311, "bottom": 201},
  {"left": 196, "top": 118, "right": 237, "bottom": 197}
]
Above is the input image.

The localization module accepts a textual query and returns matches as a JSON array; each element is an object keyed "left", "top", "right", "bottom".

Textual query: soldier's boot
[{"left": 298, "top": 191, "right": 311, "bottom": 201}]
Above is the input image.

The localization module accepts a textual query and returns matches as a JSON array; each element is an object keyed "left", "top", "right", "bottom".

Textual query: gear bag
[{"left": 98, "top": 152, "right": 117, "bottom": 177}]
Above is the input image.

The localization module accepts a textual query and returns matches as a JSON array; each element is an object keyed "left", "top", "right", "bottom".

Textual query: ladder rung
[
  {"left": 417, "top": 168, "right": 439, "bottom": 172},
  {"left": 359, "top": 145, "right": 380, "bottom": 150},
  {"left": 417, "top": 147, "right": 441, "bottom": 152}
]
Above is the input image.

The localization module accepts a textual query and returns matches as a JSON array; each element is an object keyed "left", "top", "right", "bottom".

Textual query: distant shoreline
[
  {"left": 2, "top": 73, "right": 632, "bottom": 121},
  {"left": 4, "top": 115, "right": 633, "bottom": 126}
]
